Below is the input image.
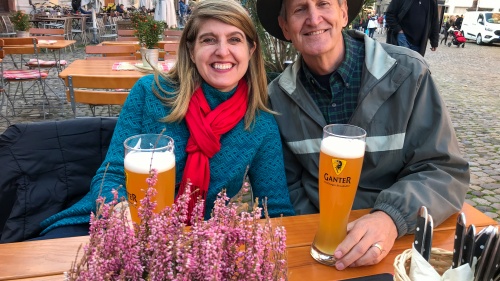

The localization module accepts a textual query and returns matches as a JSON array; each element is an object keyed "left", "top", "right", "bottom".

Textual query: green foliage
[
  {"left": 241, "top": 0, "right": 298, "bottom": 73},
  {"left": 11, "top": 10, "right": 30, "bottom": 32},
  {"left": 130, "top": 13, "right": 165, "bottom": 49}
]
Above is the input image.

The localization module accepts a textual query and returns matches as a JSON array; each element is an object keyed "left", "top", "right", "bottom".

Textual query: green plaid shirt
[{"left": 299, "top": 32, "right": 365, "bottom": 124}]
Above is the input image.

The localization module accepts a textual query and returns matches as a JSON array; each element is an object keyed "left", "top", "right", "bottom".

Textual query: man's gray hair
[{"left": 279, "top": 0, "right": 344, "bottom": 20}]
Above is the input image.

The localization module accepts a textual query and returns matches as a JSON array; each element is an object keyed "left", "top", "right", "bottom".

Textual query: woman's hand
[{"left": 333, "top": 211, "right": 398, "bottom": 270}]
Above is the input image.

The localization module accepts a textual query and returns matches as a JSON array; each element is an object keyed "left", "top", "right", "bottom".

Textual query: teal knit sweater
[{"left": 40, "top": 75, "right": 294, "bottom": 234}]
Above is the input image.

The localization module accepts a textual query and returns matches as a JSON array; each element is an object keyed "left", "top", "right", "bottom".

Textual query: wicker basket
[{"left": 393, "top": 248, "right": 453, "bottom": 281}]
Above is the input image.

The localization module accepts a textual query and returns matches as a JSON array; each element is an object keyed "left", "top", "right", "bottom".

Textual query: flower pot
[
  {"left": 141, "top": 48, "right": 159, "bottom": 68},
  {"left": 16, "top": 31, "right": 29, "bottom": 38}
]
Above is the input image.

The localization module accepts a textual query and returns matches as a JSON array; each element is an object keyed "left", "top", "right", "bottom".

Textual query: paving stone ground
[{"left": 1, "top": 34, "right": 499, "bottom": 223}]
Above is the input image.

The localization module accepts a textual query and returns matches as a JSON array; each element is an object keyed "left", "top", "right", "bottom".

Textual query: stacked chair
[{"left": 0, "top": 16, "right": 16, "bottom": 38}]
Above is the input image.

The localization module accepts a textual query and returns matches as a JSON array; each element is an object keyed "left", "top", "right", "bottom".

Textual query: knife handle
[
  {"left": 461, "top": 224, "right": 476, "bottom": 267},
  {"left": 422, "top": 214, "right": 433, "bottom": 261},
  {"left": 482, "top": 226, "right": 499, "bottom": 281},
  {"left": 414, "top": 206, "right": 428, "bottom": 255},
  {"left": 474, "top": 226, "right": 497, "bottom": 281},
  {"left": 452, "top": 212, "right": 466, "bottom": 268}
]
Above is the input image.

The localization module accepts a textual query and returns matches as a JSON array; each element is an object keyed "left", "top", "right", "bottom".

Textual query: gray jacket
[{"left": 268, "top": 30, "right": 469, "bottom": 237}]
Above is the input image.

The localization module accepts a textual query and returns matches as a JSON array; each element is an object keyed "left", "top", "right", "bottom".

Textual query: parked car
[{"left": 461, "top": 11, "right": 500, "bottom": 45}]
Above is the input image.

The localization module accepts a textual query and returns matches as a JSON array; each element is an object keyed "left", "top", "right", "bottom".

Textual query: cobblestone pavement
[{"left": 1, "top": 35, "right": 499, "bottom": 222}]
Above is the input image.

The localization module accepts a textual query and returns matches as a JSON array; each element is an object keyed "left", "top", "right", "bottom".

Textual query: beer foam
[
  {"left": 321, "top": 136, "right": 365, "bottom": 159},
  {"left": 124, "top": 152, "right": 175, "bottom": 174}
]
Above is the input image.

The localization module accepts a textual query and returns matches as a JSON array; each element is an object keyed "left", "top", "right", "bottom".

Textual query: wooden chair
[
  {"left": 65, "top": 75, "right": 136, "bottom": 117},
  {"left": 27, "top": 28, "right": 69, "bottom": 71},
  {"left": 29, "top": 28, "right": 65, "bottom": 38},
  {"left": 101, "top": 42, "right": 141, "bottom": 59},
  {"left": 117, "top": 29, "right": 137, "bottom": 40},
  {"left": 163, "top": 29, "right": 183, "bottom": 40},
  {"left": 0, "top": 38, "right": 50, "bottom": 116},
  {"left": 85, "top": 45, "right": 137, "bottom": 60},
  {"left": 163, "top": 42, "right": 179, "bottom": 60}
]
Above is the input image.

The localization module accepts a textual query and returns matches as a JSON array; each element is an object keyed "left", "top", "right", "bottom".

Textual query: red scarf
[{"left": 176, "top": 79, "right": 248, "bottom": 219}]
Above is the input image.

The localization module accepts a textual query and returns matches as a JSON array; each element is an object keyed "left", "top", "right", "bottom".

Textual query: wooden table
[
  {"left": 37, "top": 39, "right": 76, "bottom": 51},
  {"left": 3, "top": 39, "right": 76, "bottom": 52},
  {"left": 0, "top": 203, "right": 496, "bottom": 280},
  {"left": 97, "top": 40, "right": 181, "bottom": 46},
  {"left": 59, "top": 59, "right": 147, "bottom": 81}
]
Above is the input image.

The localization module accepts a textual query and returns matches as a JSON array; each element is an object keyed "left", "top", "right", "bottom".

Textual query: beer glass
[
  {"left": 124, "top": 134, "right": 176, "bottom": 224},
  {"left": 310, "top": 124, "right": 366, "bottom": 266}
]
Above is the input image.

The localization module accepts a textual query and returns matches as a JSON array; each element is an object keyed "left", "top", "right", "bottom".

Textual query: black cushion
[{"left": 0, "top": 117, "right": 116, "bottom": 243}]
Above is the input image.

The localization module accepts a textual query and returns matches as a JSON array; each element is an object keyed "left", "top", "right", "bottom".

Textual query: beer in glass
[
  {"left": 124, "top": 134, "right": 175, "bottom": 224},
  {"left": 310, "top": 124, "right": 366, "bottom": 266}
]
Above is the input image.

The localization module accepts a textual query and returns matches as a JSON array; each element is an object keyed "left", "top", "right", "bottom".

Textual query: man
[
  {"left": 257, "top": 0, "right": 469, "bottom": 270},
  {"left": 116, "top": 4, "right": 125, "bottom": 14},
  {"left": 385, "top": 0, "right": 440, "bottom": 56},
  {"left": 455, "top": 15, "right": 463, "bottom": 30}
]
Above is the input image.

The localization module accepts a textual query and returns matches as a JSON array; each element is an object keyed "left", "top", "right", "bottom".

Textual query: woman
[
  {"left": 440, "top": 15, "right": 456, "bottom": 45},
  {"left": 39, "top": 0, "right": 294, "bottom": 238}
]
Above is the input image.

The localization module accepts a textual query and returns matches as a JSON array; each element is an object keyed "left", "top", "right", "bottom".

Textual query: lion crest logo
[{"left": 332, "top": 159, "right": 346, "bottom": 175}]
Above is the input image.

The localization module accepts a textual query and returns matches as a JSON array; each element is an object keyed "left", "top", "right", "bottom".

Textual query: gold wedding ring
[{"left": 371, "top": 243, "right": 383, "bottom": 254}]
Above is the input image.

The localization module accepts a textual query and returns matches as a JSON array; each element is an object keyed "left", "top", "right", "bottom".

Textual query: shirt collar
[{"left": 301, "top": 31, "right": 359, "bottom": 88}]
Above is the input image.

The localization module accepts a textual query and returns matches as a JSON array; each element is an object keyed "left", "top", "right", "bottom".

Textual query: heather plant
[{"left": 65, "top": 169, "right": 287, "bottom": 280}]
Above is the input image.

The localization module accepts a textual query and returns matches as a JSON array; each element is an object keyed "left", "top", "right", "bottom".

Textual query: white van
[{"left": 461, "top": 11, "right": 500, "bottom": 45}]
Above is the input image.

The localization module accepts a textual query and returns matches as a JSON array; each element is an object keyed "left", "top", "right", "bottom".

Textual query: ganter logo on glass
[{"left": 332, "top": 159, "right": 346, "bottom": 175}]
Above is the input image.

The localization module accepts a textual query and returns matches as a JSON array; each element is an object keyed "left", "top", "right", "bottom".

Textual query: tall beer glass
[
  {"left": 310, "top": 124, "right": 366, "bottom": 266},
  {"left": 124, "top": 134, "right": 176, "bottom": 224}
]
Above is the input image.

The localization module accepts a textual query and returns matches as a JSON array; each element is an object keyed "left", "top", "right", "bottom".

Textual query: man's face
[{"left": 278, "top": 0, "right": 348, "bottom": 59}]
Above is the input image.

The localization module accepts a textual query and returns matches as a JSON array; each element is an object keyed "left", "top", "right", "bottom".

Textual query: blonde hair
[{"left": 153, "top": 0, "right": 270, "bottom": 130}]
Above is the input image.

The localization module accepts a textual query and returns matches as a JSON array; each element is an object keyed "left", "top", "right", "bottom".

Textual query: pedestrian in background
[
  {"left": 440, "top": 15, "right": 456, "bottom": 45},
  {"left": 377, "top": 14, "right": 384, "bottom": 34},
  {"left": 361, "top": 15, "right": 369, "bottom": 34},
  {"left": 367, "top": 16, "right": 377, "bottom": 38},
  {"left": 454, "top": 14, "right": 463, "bottom": 30},
  {"left": 385, "top": 0, "right": 440, "bottom": 57}
]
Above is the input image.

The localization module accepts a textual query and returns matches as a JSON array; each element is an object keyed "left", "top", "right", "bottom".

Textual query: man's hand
[
  {"left": 333, "top": 211, "right": 398, "bottom": 270},
  {"left": 430, "top": 47, "right": 437, "bottom": 51}
]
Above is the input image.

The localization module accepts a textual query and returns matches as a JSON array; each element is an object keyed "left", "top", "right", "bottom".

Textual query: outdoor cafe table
[
  {"left": 0, "top": 203, "right": 496, "bottom": 281},
  {"left": 97, "top": 40, "right": 181, "bottom": 46},
  {"left": 58, "top": 59, "right": 147, "bottom": 82}
]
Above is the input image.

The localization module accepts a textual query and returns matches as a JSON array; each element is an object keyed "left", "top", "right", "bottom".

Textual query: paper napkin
[{"left": 409, "top": 245, "right": 473, "bottom": 281}]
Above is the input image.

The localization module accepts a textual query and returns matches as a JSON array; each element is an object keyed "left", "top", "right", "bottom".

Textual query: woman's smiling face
[{"left": 190, "top": 18, "right": 255, "bottom": 92}]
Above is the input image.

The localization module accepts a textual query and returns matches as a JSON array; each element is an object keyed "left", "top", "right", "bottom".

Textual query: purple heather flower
[{"left": 68, "top": 172, "right": 288, "bottom": 280}]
